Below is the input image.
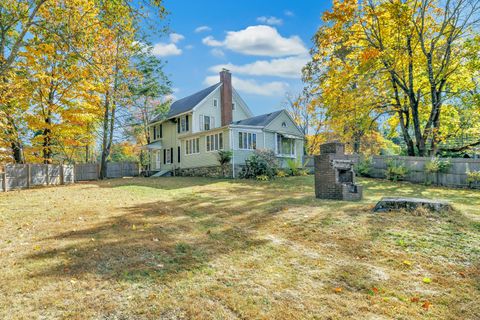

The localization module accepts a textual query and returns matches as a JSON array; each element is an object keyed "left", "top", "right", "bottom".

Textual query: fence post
[
  {"left": 60, "top": 164, "right": 64, "bottom": 185},
  {"left": 27, "top": 164, "right": 31, "bottom": 188},
  {"left": 1, "top": 172, "right": 6, "bottom": 192}
]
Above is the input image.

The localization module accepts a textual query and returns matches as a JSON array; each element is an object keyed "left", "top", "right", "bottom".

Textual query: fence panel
[
  {"left": 63, "top": 165, "right": 75, "bottom": 184},
  {"left": 31, "top": 164, "right": 47, "bottom": 186},
  {"left": 75, "top": 163, "right": 98, "bottom": 181},
  {"left": 48, "top": 165, "right": 61, "bottom": 185},
  {"left": 5, "top": 164, "right": 28, "bottom": 190}
]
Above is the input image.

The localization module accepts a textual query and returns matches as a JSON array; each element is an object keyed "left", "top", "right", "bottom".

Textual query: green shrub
[
  {"left": 240, "top": 149, "right": 278, "bottom": 179},
  {"left": 425, "top": 157, "right": 451, "bottom": 174},
  {"left": 276, "top": 170, "right": 289, "bottom": 178},
  {"left": 217, "top": 150, "right": 233, "bottom": 177},
  {"left": 298, "top": 169, "right": 309, "bottom": 176},
  {"left": 385, "top": 159, "right": 408, "bottom": 181},
  {"left": 256, "top": 175, "right": 270, "bottom": 181},
  {"left": 466, "top": 170, "right": 480, "bottom": 186},
  {"left": 286, "top": 158, "right": 302, "bottom": 176},
  {"left": 355, "top": 157, "right": 373, "bottom": 177},
  {"left": 424, "top": 157, "right": 451, "bottom": 185}
]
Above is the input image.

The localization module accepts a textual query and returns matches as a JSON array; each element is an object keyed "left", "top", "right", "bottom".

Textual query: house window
[
  {"left": 232, "top": 102, "right": 236, "bottom": 110},
  {"left": 178, "top": 115, "right": 189, "bottom": 133},
  {"left": 238, "top": 132, "right": 256, "bottom": 150},
  {"left": 213, "top": 99, "right": 218, "bottom": 108},
  {"left": 200, "top": 115, "right": 214, "bottom": 131},
  {"left": 276, "top": 134, "right": 295, "bottom": 156},
  {"left": 206, "top": 133, "right": 223, "bottom": 152},
  {"left": 185, "top": 138, "right": 200, "bottom": 155},
  {"left": 181, "top": 117, "right": 187, "bottom": 132},
  {"left": 165, "top": 148, "right": 172, "bottom": 164}
]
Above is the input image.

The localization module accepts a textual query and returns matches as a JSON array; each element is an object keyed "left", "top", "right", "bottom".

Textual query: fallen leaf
[
  {"left": 403, "top": 260, "right": 412, "bottom": 266},
  {"left": 132, "top": 224, "right": 136, "bottom": 230},
  {"left": 333, "top": 287, "right": 342, "bottom": 293},
  {"left": 459, "top": 272, "right": 466, "bottom": 278},
  {"left": 422, "top": 301, "right": 431, "bottom": 310},
  {"left": 423, "top": 277, "right": 432, "bottom": 284},
  {"left": 411, "top": 297, "right": 420, "bottom": 303}
]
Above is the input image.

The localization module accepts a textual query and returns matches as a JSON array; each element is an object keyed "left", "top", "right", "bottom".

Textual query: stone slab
[{"left": 373, "top": 197, "right": 453, "bottom": 212}]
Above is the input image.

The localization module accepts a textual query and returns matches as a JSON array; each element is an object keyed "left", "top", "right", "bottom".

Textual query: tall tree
[{"left": 305, "top": 0, "right": 480, "bottom": 156}]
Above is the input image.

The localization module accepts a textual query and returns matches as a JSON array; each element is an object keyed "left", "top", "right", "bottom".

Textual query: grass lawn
[{"left": 0, "top": 176, "right": 479, "bottom": 319}]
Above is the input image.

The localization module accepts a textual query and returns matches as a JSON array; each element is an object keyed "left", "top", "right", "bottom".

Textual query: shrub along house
[{"left": 145, "top": 69, "right": 304, "bottom": 177}]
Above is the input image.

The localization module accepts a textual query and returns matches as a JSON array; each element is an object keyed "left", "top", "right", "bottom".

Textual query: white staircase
[{"left": 151, "top": 170, "right": 172, "bottom": 177}]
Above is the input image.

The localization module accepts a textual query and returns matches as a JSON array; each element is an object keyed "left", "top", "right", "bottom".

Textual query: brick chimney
[{"left": 220, "top": 69, "right": 233, "bottom": 126}]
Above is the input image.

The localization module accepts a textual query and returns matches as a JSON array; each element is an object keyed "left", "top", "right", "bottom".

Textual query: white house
[{"left": 146, "top": 69, "right": 304, "bottom": 177}]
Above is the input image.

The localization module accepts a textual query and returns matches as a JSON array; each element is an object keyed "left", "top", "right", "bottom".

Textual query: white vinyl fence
[{"left": 1, "top": 162, "right": 139, "bottom": 192}]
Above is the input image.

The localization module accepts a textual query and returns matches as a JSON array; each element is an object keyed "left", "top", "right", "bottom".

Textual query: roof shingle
[
  {"left": 151, "top": 82, "right": 221, "bottom": 123},
  {"left": 232, "top": 110, "right": 283, "bottom": 127}
]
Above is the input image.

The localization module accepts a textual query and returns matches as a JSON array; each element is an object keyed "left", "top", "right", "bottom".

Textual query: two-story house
[{"left": 145, "top": 69, "right": 304, "bottom": 177}]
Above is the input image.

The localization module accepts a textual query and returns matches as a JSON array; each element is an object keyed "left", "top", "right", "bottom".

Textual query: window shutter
[
  {"left": 185, "top": 115, "right": 189, "bottom": 131},
  {"left": 160, "top": 124, "right": 163, "bottom": 138},
  {"left": 177, "top": 119, "right": 180, "bottom": 133},
  {"left": 199, "top": 115, "right": 204, "bottom": 131},
  {"left": 163, "top": 149, "right": 166, "bottom": 164},
  {"left": 170, "top": 148, "right": 173, "bottom": 163},
  {"left": 153, "top": 126, "right": 157, "bottom": 140},
  {"left": 177, "top": 146, "right": 181, "bottom": 163}
]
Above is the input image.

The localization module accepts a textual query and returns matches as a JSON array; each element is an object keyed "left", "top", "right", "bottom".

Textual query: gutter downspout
[{"left": 230, "top": 127, "right": 235, "bottom": 178}]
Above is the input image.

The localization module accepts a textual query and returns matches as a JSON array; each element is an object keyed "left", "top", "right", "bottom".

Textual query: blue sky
[{"left": 147, "top": 0, "right": 331, "bottom": 115}]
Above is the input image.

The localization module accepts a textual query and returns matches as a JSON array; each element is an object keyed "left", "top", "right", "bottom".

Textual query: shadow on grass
[{"left": 23, "top": 176, "right": 480, "bottom": 284}]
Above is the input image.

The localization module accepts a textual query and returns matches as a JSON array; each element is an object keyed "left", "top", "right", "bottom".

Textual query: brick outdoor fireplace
[{"left": 314, "top": 142, "right": 362, "bottom": 201}]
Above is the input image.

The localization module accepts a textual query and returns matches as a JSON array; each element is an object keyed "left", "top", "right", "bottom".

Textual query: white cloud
[
  {"left": 152, "top": 43, "right": 182, "bottom": 57},
  {"left": 209, "top": 55, "right": 309, "bottom": 79},
  {"left": 201, "top": 25, "right": 307, "bottom": 57},
  {"left": 256, "top": 16, "right": 283, "bottom": 26},
  {"left": 169, "top": 33, "right": 185, "bottom": 43},
  {"left": 284, "top": 10, "right": 295, "bottom": 17},
  {"left": 152, "top": 33, "right": 185, "bottom": 57},
  {"left": 195, "top": 25, "right": 212, "bottom": 33},
  {"left": 210, "top": 48, "right": 225, "bottom": 58},
  {"left": 204, "top": 75, "right": 288, "bottom": 96},
  {"left": 202, "top": 36, "right": 223, "bottom": 47},
  {"left": 185, "top": 45, "right": 194, "bottom": 50}
]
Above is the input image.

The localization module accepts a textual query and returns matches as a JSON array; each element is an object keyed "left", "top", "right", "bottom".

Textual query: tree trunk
[{"left": 100, "top": 92, "right": 110, "bottom": 179}]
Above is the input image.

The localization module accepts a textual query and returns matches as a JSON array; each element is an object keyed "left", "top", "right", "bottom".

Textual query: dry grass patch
[{"left": 0, "top": 177, "right": 479, "bottom": 319}]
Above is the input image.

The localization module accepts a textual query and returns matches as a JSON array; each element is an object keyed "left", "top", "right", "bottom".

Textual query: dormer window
[
  {"left": 282, "top": 122, "right": 287, "bottom": 128},
  {"left": 213, "top": 99, "right": 218, "bottom": 108}
]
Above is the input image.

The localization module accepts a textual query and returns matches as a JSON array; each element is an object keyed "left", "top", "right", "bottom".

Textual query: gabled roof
[
  {"left": 231, "top": 110, "right": 283, "bottom": 127},
  {"left": 151, "top": 82, "right": 221, "bottom": 123}
]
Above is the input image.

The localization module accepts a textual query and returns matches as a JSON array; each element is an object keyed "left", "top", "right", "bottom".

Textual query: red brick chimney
[{"left": 220, "top": 69, "right": 233, "bottom": 126}]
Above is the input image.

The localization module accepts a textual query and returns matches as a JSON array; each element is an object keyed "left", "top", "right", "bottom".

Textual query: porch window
[
  {"left": 238, "top": 132, "right": 256, "bottom": 150},
  {"left": 276, "top": 134, "right": 295, "bottom": 156}
]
